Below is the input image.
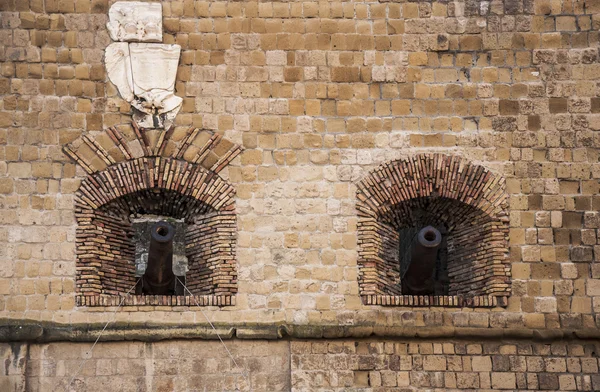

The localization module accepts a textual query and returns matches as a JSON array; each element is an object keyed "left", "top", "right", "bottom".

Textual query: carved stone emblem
[
  {"left": 107, "top": 1, "right": 162, "bottom": 42},
  {"left": 104, "top": 1, "right": 181, "bottom": 129}
]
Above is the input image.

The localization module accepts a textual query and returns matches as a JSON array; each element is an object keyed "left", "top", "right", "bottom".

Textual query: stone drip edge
[{"left": 1, "top": 319, "right": 599, "bottom": 343}]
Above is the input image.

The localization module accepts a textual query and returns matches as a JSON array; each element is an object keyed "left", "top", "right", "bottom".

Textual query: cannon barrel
[
  {"left": 402, "top": 226, "right": 442, "bottom": 295},
  {"left": 142, "top": 221, "right": 176, "bottom": 295}
]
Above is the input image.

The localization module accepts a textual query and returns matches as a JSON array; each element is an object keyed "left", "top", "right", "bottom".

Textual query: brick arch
[
  {"left": 64, "top": 122, "right": 242, "bottom": 175},
  {"left": 76, "top": 157, "right": 236, "bottom": 213},
  {"left": 356, "top": 154, "right": 510, "bottom": 307},
  {"left": 74, "top": 156, "right": 237, "bottom": 307},
  {"left": 357, "top": 154, "right": 506, "bottom": 220}
]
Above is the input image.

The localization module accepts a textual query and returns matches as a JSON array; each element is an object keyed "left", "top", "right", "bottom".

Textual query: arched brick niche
[
  {"left": 356, "top": 154, "right": 510, "bottom": 308},
  {"left": 75, "top": 157, "right": 237, "bottom": 306},
  {"left": 65, "top": 124, "right": 241, "bottom": 307}
]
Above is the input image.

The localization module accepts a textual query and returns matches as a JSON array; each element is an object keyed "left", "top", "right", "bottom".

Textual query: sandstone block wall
[
  {"left": 0, "top": 340, "right": 290, "bottom": 391},
  {"left": 2, "top": 339, "right": 600, "bottom": 391},
  {"left": 1, "top": 0, "right": 600, "bottom": 385},
  {"left": 290, "top": 339, "right": 600, "bottom": 391},
  {"left": 1, "top": 0, "right": 599, "bottom": 330}
]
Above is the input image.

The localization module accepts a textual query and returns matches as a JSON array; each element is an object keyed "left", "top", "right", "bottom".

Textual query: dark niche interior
[
  {"left": 132, "top": 217, "right": 188, "bottom": 295},
  {"left": 398, "top": 225, "right": 449, "bottom": 296},
  {"left": 80, "top": 188, "right": 237, "bottom": 297},
  {"left": 379, "top": 196, "right": 502, "bottom": 296}
]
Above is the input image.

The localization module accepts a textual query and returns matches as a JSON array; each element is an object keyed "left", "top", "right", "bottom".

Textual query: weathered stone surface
[
  {"left": 105, "top": 42, "right": 182, "bottom": 129},
  {"left": 1, "top": 3, "right": 600, "bottom": 391},
  {"left": 14, "top": 337, "right": 597, "bottom": 392},
  {"left": 128, "top": 43, "right": 182, "bottom": 129},
  {"left": 3, "top": 340, "right": 290, "bottom": 392},
  {"left": 104, "top": 2, "right": 180, "bottom": 129},
  {"left": 107, "top": 1, "right": 162, "bottom": 43},
  {"left": 105, "top": 42, "right": 133, "bottom": 102}
]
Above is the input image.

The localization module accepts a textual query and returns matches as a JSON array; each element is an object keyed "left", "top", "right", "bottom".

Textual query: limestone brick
[{"left": 0, "top": 3, "right": 599, "bottom": 389}]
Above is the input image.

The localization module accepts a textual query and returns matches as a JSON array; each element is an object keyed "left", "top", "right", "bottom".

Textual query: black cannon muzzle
[
  {"left": 142, "top": 221, "right": 177, "bottom": 295},
  {"left": 402, "top": 226, "right": 442, "bottom": 295}
]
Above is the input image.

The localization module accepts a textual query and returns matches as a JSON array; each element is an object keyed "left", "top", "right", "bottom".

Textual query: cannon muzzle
[
  {"left": 142, "top": 221, "right": 177, "bottom": 295},
  {"left": 401, "top": 226, "right": 442, "bottom": 295}
]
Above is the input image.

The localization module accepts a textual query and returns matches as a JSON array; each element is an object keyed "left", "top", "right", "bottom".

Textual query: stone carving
[
  {"left": 107, "top": 1, "right": 162, "bottom": 42},
  {"left": 105, "top": 43, "right": 134, "bottom": 102},
  {"left": 104, "top": 1, "right": 181, "bottom": 129},
  {"left": 129, "top": 43, "right": 182, "bottom": 129}
]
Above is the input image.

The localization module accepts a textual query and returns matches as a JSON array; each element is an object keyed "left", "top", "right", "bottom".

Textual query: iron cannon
[
  {"left": 139, "top": 221, "right": 183, "bottom": 295},
  {"left": 401, "top": 226, "right": 442, "bottom": 295}
]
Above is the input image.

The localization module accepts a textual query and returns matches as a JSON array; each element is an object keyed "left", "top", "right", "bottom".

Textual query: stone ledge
[
  {"left": 1, "top": 319, "right": 599, "bottom": 343},
  {"left": 76, "top": 294, "right": 235, "bottom": 307},
  {"left": 362, "top": 294, "right": 508, "bottom": 307}
]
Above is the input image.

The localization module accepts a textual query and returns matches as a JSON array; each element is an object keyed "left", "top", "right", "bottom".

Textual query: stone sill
[
  {"left": 1, "top": 319, "right": 600, "bottom": 343},
  {"left": 362, "top": 295, "right": 508, "bottom": 308},
  {"left": 76, "top": 294, "right": 235, "bottom": 307}
]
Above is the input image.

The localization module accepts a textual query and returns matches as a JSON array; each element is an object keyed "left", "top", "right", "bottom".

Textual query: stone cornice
[{"left": 2, "top": 319, "right": 599, "bottom": 343}]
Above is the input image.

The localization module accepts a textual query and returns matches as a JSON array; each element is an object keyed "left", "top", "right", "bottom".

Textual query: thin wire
[
  {"left": 62, "top": 279, "right": 140, "bottom": 392},
  {"left": 177, "top": 277, "right": 252, "bottom": 391}
]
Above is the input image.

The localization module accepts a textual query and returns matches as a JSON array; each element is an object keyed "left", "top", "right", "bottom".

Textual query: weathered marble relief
[
  {"left": 105, "top": 43, "right": 134, "bottom": 102},
  {"left": 107, "top": 1, "right": 162, "bottom": 42},
  {"left": 104, "top": 1, "right": 181, "bottom": 129},
  {"left": 129, "top": 43, "right": 182, "bottom": 129}
]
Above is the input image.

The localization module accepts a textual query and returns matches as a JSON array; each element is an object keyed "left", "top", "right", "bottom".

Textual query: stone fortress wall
[{"left": 1, "top": 0, "right": 600, "bottom": 390}]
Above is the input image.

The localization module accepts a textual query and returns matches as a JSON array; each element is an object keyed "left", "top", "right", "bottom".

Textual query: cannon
[
  {"left": 401, "top": 226, "right": 442, "bottom": 295},
  {"left": 139, "top": 221, "right": 184, "bottom": 295}
]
